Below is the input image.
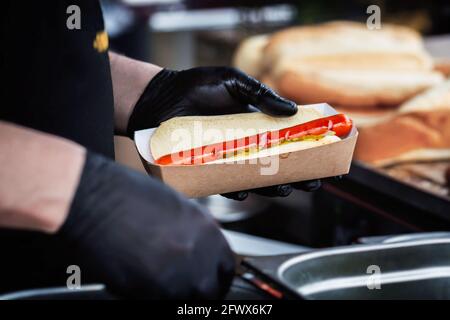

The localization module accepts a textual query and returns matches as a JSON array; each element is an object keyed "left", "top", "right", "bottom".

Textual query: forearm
[
  {"left": 109, "top": 52, "right": 162, "bottom": 135},
  {"left": 0, "top": 121, "right": 86, "bottom": 233}
]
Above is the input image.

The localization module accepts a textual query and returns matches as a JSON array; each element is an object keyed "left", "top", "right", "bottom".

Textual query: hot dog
[{"left": 155, "top": 113, "right": 352, "bottom": 166}]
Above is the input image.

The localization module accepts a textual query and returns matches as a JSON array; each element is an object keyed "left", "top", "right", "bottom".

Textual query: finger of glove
[
  {"left": 250, "top": 184, "right": 293, "bottom": 197},
  {"left": 291, "top": 179, "right": 322, "bottom": 192},
  {"left": 221, "top": 191, "right": 249, "bottom": 201}
]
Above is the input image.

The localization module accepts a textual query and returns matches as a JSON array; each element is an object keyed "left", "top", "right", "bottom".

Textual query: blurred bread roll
[
  {"left": 265, "top": 22, "right": 442, "bottom": 109},
  {"left": 276, "top": 67, "right": 442, "bottom": 109},
  {"left": 355, "top": 80, "right": 450, "bottom": 166},
  {"left": 398, "top": 79, "right": 450, "bottom": 113},
  {"left": 263, "top": 21, "right": 432, "bottom": 71}
]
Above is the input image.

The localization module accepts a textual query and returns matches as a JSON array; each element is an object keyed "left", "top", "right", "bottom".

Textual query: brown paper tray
[{"left": 134, "top": 103, "right": 358, "bottom": 198}]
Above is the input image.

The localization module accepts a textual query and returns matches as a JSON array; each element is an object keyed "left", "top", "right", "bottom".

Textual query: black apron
[
  {"left": 0, "top": 0, "right": 115, "bottom": 293},
  {"left": 1, "top": 0, "right": 114, "bottom": 158}
]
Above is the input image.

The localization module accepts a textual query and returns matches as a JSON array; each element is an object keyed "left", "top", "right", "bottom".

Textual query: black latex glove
[
  {"left": 126, "top": 67, "right": 298, "bottom": 136},
  {"left": 59, "top": 152, "right": 235, "bottom": 299},
  {"left": 127, "top": 67, "right": 321, "bottom": 200},
  {"left": 222, "top": 176, "right": 345, "bottom": 201},
  {"left": 222, "top": 180, "right": 323, "bottom": 201}
]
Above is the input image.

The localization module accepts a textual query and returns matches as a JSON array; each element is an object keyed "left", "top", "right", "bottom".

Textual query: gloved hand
[
  {"left": 222, "top": 180, "right": 323, "bottom": 201},
  {"left": 127, "top": 67, "right": 321, "bottom": 200},
  {"left": 59, "top": 151, "right": 235, "bottom": 299},
  {"left": 126, "top": 67, "right": 298, "bottom": 136}
]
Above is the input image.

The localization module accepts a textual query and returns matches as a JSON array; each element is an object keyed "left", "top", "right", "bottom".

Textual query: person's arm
[
  {"left": 0, "top": 120, "right": 234, "bottom": 298},
  {"left": 109, "top": 52, "right": 162, "bottom": 135},
  {"left": 0, "top": 121, "right": 85, "bottom": 233},
  {"left": 108, "top": 52, "right": 297, "bottom": 137}
]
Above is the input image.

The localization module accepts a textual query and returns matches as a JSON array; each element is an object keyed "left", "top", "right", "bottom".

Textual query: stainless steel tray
[{"left": 243, "top": 237, "right": 450, "bottom": 299}]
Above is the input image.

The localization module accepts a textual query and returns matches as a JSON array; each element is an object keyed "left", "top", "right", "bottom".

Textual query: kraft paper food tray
[{"left": 134, "top": 103, "right": 358, "bottom": 198}]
